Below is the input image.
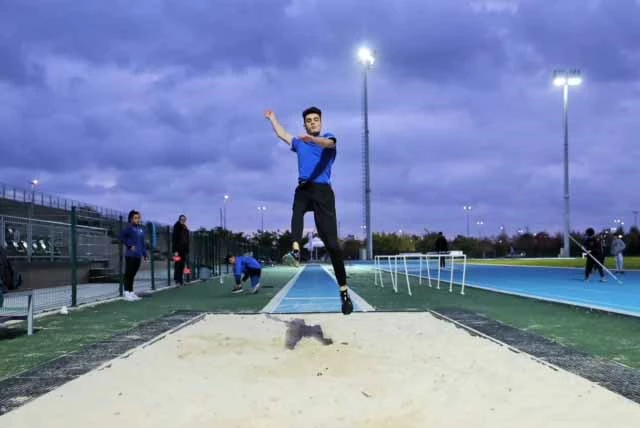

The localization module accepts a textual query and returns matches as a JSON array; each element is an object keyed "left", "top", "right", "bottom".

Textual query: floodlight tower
[
  {"left": 358, "top": 46, "right": 375, "bottom": 260},
  {"left": 553, "top": 69, "right": 582, "bottom": 257}
]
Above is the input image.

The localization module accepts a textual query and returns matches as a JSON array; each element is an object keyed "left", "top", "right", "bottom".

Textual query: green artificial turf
[{"left": 0, "top": 267, "right": 298, "bottom": 380}]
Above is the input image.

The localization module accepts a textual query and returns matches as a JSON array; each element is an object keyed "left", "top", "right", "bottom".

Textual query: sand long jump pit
[{"left": 2, "top": 311, "right": 640, "bottom": 427}]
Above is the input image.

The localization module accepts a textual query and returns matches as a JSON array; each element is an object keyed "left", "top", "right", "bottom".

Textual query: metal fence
[{"left": 1, "top": 206, "right": 276, "bottom": 315}]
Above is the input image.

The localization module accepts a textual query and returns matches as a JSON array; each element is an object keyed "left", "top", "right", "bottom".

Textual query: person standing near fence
[
  {"left": 119, "top": 210, "right": 148, "bottom": 301},
  {"left": 172, "top": 214, "right": 190, "bottom": 286}
]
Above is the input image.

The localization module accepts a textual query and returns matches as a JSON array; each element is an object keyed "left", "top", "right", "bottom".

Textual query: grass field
[
  {"left": 469, "top": 256, "right": 640, "bottom": 269},
  {"left": 1, "top": 262, "right": 639, "bottom": 382}
]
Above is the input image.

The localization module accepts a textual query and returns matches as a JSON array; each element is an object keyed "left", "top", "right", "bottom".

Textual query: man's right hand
[{"left": 264, "top": 109, "right": 276, "bottom": 121}]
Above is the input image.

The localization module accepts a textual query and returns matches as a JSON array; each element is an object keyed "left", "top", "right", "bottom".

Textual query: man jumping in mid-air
[{"left": 265, "top": 106, "right": 353, "bottom": 315}]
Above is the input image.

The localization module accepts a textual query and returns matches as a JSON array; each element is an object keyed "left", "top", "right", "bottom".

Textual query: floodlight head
[
  {"left": 224, "top": 194, "right": 229, "bottom": 201},
  {"left": 567, "top": 76, "right": 582, "bottom": 86},
  {"left": 553, "top": 69, "right": 582, "bottom": 87},
  {"left": 553, "top": 76, "right": 567, "bottom": 87},
  {"left": 357, "top": 47, "right": 375, "bottom": 66},
  {"left": 31, "top": 179, "right": 39, "bottom": 186}
]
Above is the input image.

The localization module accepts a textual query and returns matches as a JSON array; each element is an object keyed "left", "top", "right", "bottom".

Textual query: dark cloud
[{"left": 1, "top": 0, "right": 639, "bottom": 237}]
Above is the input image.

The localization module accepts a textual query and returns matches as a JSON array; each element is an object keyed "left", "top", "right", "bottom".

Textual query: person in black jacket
[
  {"left": 172, "top": 214, "right": 190, "bottom": 285},
  {"left": 583, "top": 227, "right": 606, "bottom": 282},
  {"left": 434, "top": 232, "right": 449, "bottom": 268}
]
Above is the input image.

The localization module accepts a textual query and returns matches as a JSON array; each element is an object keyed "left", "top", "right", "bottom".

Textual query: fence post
[
  {"left": 118, "top": 216, "right": 124, "bottom": 297},
  {"left": 148, "top": 222, "right": 155, "bottom": 291},
  {"left": 70, "top": 206, "right": 78, "bottom": 307},
  {"left": 167, "top": 225, "right": 171, "bottom": 287}
]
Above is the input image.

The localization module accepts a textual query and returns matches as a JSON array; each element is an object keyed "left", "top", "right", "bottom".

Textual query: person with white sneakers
[
  {"left": 226, "top": 254, "right": 262, "bottom": 294},
  {"left": 119, "top": 210, "right": 148, "bottom": 301},
  {"left": 611, "top": 234, "right": 626, "bottom": 274}
]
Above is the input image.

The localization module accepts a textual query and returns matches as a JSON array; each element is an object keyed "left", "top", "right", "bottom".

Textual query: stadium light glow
[{"left": 358, "top": 47, "right": 375, "bottom": 67}]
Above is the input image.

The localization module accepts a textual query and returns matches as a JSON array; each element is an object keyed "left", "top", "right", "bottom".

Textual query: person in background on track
[
  {"left": 583, "top": 227, "right": 606, "bottom": 282},
  {"left": 610, "top": 234, "right": 626, "bottom": 275},
  {"left": 119, "top": 210, "right": 148, "bottom": 301},
  {"left": 434, "top": 232, "right": 448, "bottom": 268}
]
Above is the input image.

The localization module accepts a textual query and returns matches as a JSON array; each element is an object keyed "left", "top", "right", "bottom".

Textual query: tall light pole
[
  {"left": 463, "top": 205, "right": 472, "bottom": 236},
  {"left": 29, "top": 179, "right": 39, "bottom": 216},
  {"left": 358, "top": 46, "right": 375, "bottom": 260},
  {"left": 476, "top": 220, "right": 484, "bottom": 238},
  {"left": 632, "top": 210, "right": 639, "bottom": 230},
  {"left": 257, "top": 206, "right": 266, "bottom": 232},
  {"left": 553, "top": 69, "right": 582, "bottom": 257},
  {"left": 223, "top": 194, "right": 229, "bottom": 230}
]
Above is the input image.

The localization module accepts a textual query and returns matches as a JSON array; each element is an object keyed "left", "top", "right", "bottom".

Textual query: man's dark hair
[
  {"left": 128, "top": 210, "right": 140, "bottom": 223},
  {"left": 586, "top": 227, "right": 595, "bottom": 236},
  {"left": 302, "top": 106, "right": 322, "bottom": 120},
  {"left": 225, "top": 254, "right": 234, "bottom": 264}
]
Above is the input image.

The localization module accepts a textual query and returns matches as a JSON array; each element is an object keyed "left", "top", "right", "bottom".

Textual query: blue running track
[
  {"left": 266, "top": 264, "right": 370, "bottom": 313},
  {"left": 370, "top": 260, "right": 640, "bottom": 318}
]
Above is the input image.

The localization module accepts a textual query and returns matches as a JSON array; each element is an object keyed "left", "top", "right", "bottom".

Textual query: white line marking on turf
[
  {"left": 282, "top": 297, "right": 336, "bottom": 300},
  {"left": 320, "top": 264, "right": 376, "bottom": 312},
  {"left": 260, "top": 266, "right": 307, "bottom": 313}
]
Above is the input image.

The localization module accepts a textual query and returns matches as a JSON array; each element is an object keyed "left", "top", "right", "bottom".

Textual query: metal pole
[
  {"left": 466, "top": 213, "right": 470, "bottom": 236},
  {"left": 167, "top": 225, "right": 171, "bottom": 287},
  {"left": 70, "top": 206, "right": 78, "bottom": 307},
  {"left": 148, "top": 222, "right": 155, "bottom": 290},
  {"left": 363, "top": 68, "right": 373, "bottom": 260},
  {"left": 118, "top": 215, "right": 124, "bottom": 297},
  {"left": 562, "top": 84, "right": 571, "bottom": 257},
  {"left": 633, "top": 210, "right": 639, "bottom": 229}
]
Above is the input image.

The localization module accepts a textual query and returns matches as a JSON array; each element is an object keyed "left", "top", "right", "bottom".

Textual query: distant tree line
[{"left": 195, "top": 226, "right": 640, "bottom": 261}]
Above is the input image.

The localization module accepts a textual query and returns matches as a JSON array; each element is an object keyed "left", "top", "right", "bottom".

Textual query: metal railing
[
  {"left": 1, "top": 215, "right": 111, "bottom": 262},
  {"left": 0, "top": 182, "right": 125, "bottom": 220}
]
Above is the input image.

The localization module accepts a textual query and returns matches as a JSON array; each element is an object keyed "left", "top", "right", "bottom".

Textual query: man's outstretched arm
[{"left": 264, "top": 110, "right": 293, "bottom": 145}]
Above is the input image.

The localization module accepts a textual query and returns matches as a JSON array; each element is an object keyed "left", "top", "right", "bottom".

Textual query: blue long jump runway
[
  {"left": 265, "top": 264, "right": 372, "bottom": 314},
  {"left": 375, "top": 260, "right": 640, "bottom": 318}
]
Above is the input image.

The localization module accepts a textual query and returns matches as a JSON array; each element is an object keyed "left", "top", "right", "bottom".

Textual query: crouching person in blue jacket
[
  {"left": 119, "top": 210, "right": 148, "bottom": 301},
  {"left": 226, "top": 254, "right": 262, "bottom": 294}
]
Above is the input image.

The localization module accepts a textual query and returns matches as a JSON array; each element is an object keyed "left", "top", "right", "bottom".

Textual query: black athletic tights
[
  {"left": 123, "top": 256, "right": 141, "bottom": 292},
  {"left": 291, "top": 182, "right": 347, "bottom": 286}
]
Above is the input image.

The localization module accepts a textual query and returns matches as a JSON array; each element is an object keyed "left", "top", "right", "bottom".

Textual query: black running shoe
[{"left": 340, "top": 290, "right": 353, "bottom": 315}]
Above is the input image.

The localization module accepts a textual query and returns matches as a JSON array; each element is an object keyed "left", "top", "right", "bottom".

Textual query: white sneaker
[
  {"left": 251, "top": 283, "right": 261, "bottom": 294},
  {"left": 124, "top": 291, "right": 139, "bottom": 301}
]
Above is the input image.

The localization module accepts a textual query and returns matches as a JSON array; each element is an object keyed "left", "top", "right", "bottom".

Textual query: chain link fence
[{"left": 1, "top": 196, "right": 276, "bottom": 315}]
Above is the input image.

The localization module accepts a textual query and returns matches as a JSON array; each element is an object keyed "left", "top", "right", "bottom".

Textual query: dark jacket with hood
[{"left": 172, "top": 222, "right": 190, "bottom": 254}]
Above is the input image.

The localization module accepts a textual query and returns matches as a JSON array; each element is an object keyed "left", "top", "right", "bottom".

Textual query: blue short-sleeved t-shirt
[{"left": 291, "top": 132, "right": 337, "bottom": 185}]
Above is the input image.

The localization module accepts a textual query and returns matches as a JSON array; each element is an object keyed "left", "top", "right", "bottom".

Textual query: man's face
[
  {"left": 180, "top": 216, "right": 187, "bottom": 224},
  {"left": 303, "top": 113, "right": 322, "bottom": 136},
  {"left": 132, "top": 214, "right": 141, "bottom": 225}
]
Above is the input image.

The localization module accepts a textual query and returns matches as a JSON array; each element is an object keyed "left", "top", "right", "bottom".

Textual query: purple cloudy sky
[{"left": 2, "top": 0, "right": 640, "bottom": 239}]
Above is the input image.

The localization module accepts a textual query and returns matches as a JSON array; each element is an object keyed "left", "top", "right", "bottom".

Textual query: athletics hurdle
[{"left": 374, "top": 251, "right": 467, "bottom": 296}]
